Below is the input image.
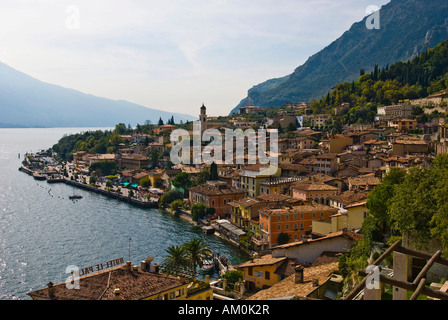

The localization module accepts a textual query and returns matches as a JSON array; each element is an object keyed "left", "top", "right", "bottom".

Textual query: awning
[{"left": 216, "top": 220, "right": 246, "bottom": 237}]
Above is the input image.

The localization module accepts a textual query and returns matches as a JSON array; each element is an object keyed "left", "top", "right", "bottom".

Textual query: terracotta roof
[
  {"left": 328, "top": 190, "right": 368, "bottom": 205},
  {"left": 233, "top": 198, "right": 260, "bottom": 207},
  {"left": 272, "top": 230, "right": 361, "bottom": 250},
  {"left": 347, "top": 175, "right": 381, "bottom": 186},
  {"left": 257, "top": 194, "right": 291, "bottom": 202},
  {"left": 236, "top": 255, "right": 287, "bottom": 269},
  {"left": 394, "top": 140, "right": 428, "bottom": 145},
  {"left": 189, "top": 183, "right": 244, "bottom": 196},
  {"left": 291, "top": 182, "right": 339, "bottom": 192},
  {"left": 27, "top": 264, "right": 188, "bottom": 300},
  {"left": 247, "top": 261, "right": 339, "bottom": 300},
  {"left": 260, "top": 203, "right": 338, "bottom": 216},
  {"left": 278, "top": 163, "right": 307, "bottom": 171}
]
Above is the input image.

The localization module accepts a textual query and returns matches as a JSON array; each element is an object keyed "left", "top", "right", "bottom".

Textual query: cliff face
[{"left": 231, "top": 0, "right": 448, "bottom": 114}]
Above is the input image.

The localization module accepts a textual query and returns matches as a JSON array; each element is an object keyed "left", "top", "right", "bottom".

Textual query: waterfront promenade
[{"left": 19, "top": 164, "right": 159, "bottom": 208}]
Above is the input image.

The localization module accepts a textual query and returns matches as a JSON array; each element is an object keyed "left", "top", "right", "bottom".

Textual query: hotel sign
[
  {"left": 66, "top": 257, "right": 125, "bottom": 290},
  {"left": 78, "top": 257, "right": 125, "bottom": 276}
]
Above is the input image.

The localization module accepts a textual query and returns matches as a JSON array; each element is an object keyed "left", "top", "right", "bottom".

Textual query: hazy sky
[{"left": 0, "top": 0, "right": 390, "bottom": 117}]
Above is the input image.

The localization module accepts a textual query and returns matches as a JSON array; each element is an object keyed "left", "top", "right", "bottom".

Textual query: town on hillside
[{"left": 21, "top": 95, "right": 448, "bottom": 301}]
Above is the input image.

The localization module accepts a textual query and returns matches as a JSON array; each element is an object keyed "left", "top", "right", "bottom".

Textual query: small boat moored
[{"left": 202, "top": 259, "right": 214, "bottom": 272}]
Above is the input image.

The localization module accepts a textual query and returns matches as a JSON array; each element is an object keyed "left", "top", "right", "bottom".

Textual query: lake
[{"left": 0, "top": 128, "right": 249, "bottom": 300}]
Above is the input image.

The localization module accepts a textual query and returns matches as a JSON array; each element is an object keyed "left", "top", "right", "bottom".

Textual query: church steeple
[{"left": 199, "top": 103, "right": 207, "bottom": 133}]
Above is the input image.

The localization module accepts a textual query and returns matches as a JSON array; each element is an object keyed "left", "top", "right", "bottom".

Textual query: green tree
[
  {"left": 286, "top": 121, "right": 297, "bottom": 132},
  {"left": 277, "top": 232, "right": 290, "bottom": 245},
  {"left": 209, "top": 162, "right": 218, "bottom": 181},
  {"left": 195, "top": 168, "right": 210, "bottom": 186},
  {"left": 89, "top": 161, "right": 118, "bottom": 177},
  {"left": 172, "top": 172, "right": 193, "bottom": 193},
  {"left": 159, "top": 189, "right": 183, "bottom": 208},
  {"left": 140, "top": 176, "right": 151, "bottom": 188},
  {"left": 182, "top": 238, "right": 212, "bottom": 279},
  {"left": 170, "top": 199, "right": 184, "bottom": 213},
  {"left": 190, "top": 202, "right": 208, "bottom": 221},
  {"left": 162, "top": 245, "right": 188, "bottom": 275}
]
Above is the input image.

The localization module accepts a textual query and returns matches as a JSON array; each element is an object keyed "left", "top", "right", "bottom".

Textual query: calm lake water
[{"left": 0, "top": 128, "right": 249, "bottom": 300}]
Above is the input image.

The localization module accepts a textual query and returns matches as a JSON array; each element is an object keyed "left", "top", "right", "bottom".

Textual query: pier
[{"left": 19, "top": 165, "right": 158, "bottom": 209}]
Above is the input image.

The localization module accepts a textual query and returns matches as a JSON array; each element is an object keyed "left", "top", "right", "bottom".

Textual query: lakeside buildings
[{"left": 23, "top": 100, "right": 448, "bottom": 300}]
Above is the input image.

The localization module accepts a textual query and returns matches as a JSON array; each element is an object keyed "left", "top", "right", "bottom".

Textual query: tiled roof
[
  {"left": 272, "top": 230, "right": 361, "bottom": 250},
  {"left": 247, "top": 261, "right": 339, "bottom": 300},
  {"left": 257, "top": 194, "right": 291, "bottom": 202},
  {"left": 27, "top": 265, "right": 188, "bottom": 300},
  {"left": 189, "top": 183, "right": 244, "bottom": 196},
  {"left": 236, "top": 255, "right": 287, "bottom": 269},
  {"left": 233, "top": 198, "right": 260, "bottom": 207},
  {"left": 328, "top": 190, "right": 368, "bottom": 205},
  {"left": 260, "top": 203, "right": 338, "bottom": 216},
  {"left": 347, "top": 175, "right": 381, "bottom": 186},
  {"left": 291, "top": 182, "right": 339, "bottom": 191}
]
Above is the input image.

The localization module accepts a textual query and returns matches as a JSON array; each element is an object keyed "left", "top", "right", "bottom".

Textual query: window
[
  {"left": 224, "top": 199, "right": 227, "bottom": 205},
  {"left": 300, "top": 214, "right": 304, "bottom": 219},
  {"left": 277, "top": 225, "right": 281, "bottom": 231},
  {"left": 300, "top": 223, "right": 304, "bottom": 230},
  {"left": 277, "top": 216, "right": 281, "bottom": 221},
  {"left": 286, "top": 224, "right": 289, "bottom": 230},
  {"left": 265, "top": 271, "right": 270, "bottom": 280},
  {"left": 212, "top": 200, "right": 215, "bottom": 206},
  {"left": 248, "top": 267, "right": 253, "bottom": 276},
  {"left": 312, "top": 213, "right": 316, "bottom": 218}
]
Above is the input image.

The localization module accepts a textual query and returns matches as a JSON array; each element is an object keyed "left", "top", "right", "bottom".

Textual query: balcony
[{"left": 251, "top": 235, "right": 269, "bottom": 246}]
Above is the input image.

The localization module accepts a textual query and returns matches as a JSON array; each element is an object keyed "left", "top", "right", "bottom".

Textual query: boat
[
  {"left": 32, "top": 172, "right": 46, "bottom": 180},
  {"left": 69, "top": 188, "right": 83, "bottom": 200},
  {"left": 47, "top": 175, "right": 64, "bottom": 183},
  {"left": 202, "top": 259, "right": 214, "bottom": 272}
]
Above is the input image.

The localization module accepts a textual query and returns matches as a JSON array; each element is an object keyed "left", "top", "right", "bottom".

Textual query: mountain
[
  {"left": 0, "top": 62, "right": 196, "bottom": 128},
  {"left": 231, "top": 0, "right": 448, "bottom": 114}
]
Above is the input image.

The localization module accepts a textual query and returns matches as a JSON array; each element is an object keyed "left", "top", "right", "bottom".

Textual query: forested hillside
[{"left": 309, "top": 39, "right": 448, "bottom": 125}]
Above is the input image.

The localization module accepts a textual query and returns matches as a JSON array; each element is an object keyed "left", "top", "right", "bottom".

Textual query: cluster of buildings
[{"left": 27, "top": 97, "right": 448, "bottom": 300}]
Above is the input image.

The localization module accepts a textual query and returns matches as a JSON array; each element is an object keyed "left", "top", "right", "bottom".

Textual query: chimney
[
  {"left": 47, "top": 282, "right": 55, "bottom": 298},
  {"left": 114, "top": 288, "right": 121, "bottom": 300},
  {"left": 180, "top": 273, "right": 187, "bottom": 283},
  {"left": 295, "top": 265, "right": 304, "bottom": 284},
  {"left": 125, "top": 261, "right": 132, "bottom": 271},
  {"left": 145, "top": 257, "right": 154, "bottom": 272},
  {"left": 141, "top": 261, "right": 147, "bottom": 272},
  {"left": 312, "top": 278, "right": 319, "bottom": 287},
  {"left": 153, "top": 263, "right": 160, "bottom": 273}
]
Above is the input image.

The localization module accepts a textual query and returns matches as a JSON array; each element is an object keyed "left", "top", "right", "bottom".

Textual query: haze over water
[{"left": 0, "top": 128, "right": 249, "bottom": 300}]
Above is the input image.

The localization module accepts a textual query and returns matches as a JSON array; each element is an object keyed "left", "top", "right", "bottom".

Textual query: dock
[{"left": 19, "top": 165, "right": 158, "bottom": 209}]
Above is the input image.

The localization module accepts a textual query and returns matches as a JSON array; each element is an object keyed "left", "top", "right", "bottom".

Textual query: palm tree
[
  {"left": 162, "top": 245, "right": 188, "bottom": 275},
  {"left": 182, "top": 238, "right": 212, "bottom": 280}
]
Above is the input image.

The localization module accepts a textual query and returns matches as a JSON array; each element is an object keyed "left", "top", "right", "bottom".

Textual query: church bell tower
[{"left": 199, "top": 103, "right": 207, "bottom": 134}]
